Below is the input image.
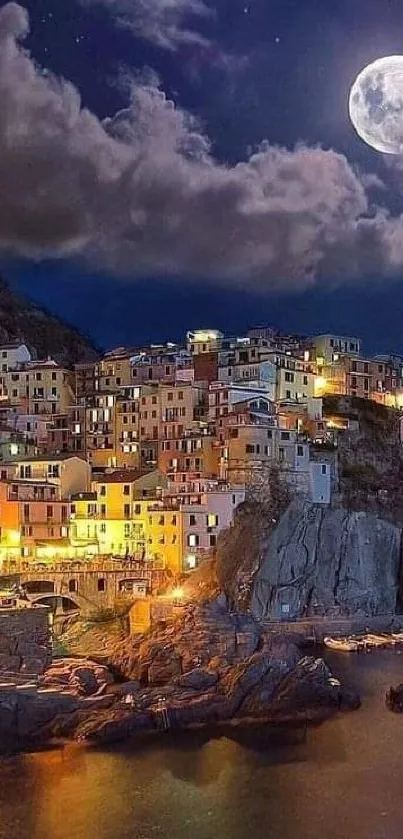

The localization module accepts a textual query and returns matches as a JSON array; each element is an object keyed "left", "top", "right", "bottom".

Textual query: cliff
[
  {"left": 0, "top": 277, "right": 98, "bottom": 366},
  {"left": 215, "top": 398, "right": 403, "bottom": 619},
  {"left": 251, "top": 501, "right": 402, "bottom": 621}
]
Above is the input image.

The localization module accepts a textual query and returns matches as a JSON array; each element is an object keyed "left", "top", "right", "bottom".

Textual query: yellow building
[{"left": 69, "top": 491, "right": 99, "bottom": 556}]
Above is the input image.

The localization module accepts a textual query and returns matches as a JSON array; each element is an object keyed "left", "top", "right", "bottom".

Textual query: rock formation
[
  {"left": 0, "top": 598, "right": 359, "bottom": 753},
  {"left": 251, "top": 500, "right": 401, "bottom": 621}
]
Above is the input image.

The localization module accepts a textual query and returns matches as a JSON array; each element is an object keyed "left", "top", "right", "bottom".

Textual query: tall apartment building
[{"left": 0, "top": 359, "right": 75, "bottom": 417}]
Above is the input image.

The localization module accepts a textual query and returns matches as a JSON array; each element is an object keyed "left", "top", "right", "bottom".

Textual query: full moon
[{"left": 349, "top": 56, "right": 403, "bottom": 154}]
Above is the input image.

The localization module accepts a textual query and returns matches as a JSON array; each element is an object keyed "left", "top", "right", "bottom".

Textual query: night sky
[{"left": 2, "top": 0, "right": 403, "bottom": 352}]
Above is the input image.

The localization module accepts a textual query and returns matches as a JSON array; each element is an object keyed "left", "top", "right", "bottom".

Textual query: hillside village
[{"left": 0, "top": 326, "right": 401, "bottom": 576}]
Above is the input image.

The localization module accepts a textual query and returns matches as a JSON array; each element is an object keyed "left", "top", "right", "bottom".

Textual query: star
[{"left": 275, "top": 36, "right": 281, "bottom": 44}]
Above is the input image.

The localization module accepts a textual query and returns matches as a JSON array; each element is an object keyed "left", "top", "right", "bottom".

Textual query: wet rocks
[
  {"left": 386, "top": 684, "right": 403, "bottom": 712},
  {"left": 0, "top": 597, "right": 360, "bottom": 753},
  {"left": 39, "top": 658, "right": 113, "bottom": 696}
]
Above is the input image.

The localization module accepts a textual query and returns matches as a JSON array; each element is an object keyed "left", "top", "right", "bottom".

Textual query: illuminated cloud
[
  {"left": 1, "top": 3, "right": 403, "bottom": 288},
  {"left": 79, "top": 0, "right": 213, "bottom": 50}
]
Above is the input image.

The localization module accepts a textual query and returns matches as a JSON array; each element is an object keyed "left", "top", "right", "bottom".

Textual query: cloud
[
  {"left": 79, "top": 0, "right": 213, "bottom": 50},
  {"left": 1, "top": 2, "right": 403, "bottom": 288}
]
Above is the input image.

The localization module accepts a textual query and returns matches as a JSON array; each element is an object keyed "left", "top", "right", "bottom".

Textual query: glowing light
[
  {"left": 171, "top": 586, "right": 184, "bottom": 600},
  {"left": 315, "top": 376, "right": 328, "bottom": 396}
]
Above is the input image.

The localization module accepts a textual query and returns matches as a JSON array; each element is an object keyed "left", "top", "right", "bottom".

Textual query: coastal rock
[
  {"left": 251, "top": 501, "right": 401, "bottom": 620},
  {"left": 75, "top": 709, "right": 155, "bottom": 744},
  {"left": 175, "top": 668, "right": 218, "bottom": 691},
  {"left": 386, "top": 684, "right": 403, "bottom": 712},
  {"left": 39, "top": 659, "right": 113, "bottom": 696},
  {"left": 264, "top": 657, "right": 340, "bottom": 721},
  {"left": 147, "top": 654, "right": 182, "bottom": 686},
  {"left": 108, "top": 601, "right": 262, "bottom": 685}
]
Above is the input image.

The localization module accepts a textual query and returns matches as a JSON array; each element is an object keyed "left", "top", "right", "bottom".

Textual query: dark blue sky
[{"left": 4, "top": 0, "right": 403, "bottom": 352}]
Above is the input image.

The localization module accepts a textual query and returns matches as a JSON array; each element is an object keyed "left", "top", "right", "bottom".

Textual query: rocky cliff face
[{"left": 251, "top": 501, "right": 402, "bottom": 621}]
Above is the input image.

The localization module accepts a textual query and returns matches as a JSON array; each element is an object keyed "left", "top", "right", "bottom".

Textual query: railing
[{"left": 1, "top": 557, "right": 165, "bottom": 575}]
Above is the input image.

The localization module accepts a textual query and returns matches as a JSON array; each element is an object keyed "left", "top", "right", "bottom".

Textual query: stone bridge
[{"left": 0, "top": 562, "right": 165, "bottom": 617}]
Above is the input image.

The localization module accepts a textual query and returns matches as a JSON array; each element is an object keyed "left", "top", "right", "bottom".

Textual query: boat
[
  {"left": 325, "top": 632, "right": 403, "bottom": 653},
  {"left": 324, "top": 637, "right": 361, "bottom": 652}
]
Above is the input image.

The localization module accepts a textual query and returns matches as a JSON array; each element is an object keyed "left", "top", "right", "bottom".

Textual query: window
[
  {"left": 351, "top": 361, "right": 357, "bottom": 372},
  {"left": 267, "top": 430, "right": 272, "bottom": 439},
  {"left": 281, "top": 431, "right": 290, "bottom": 440},
  {"left": 279, "top": 447, "right": 285, "bottom": 462},
  {"left": 321, "top": 465, "right": 327, "bottom": 474},
  {"left": 351, "top": 376, "right": 357, "bottom": 388},
  {"left": 97, "top": 578, "right": 106, "bottom": 592},
  {"left": 207, "top": 513, "right": 218, "bottom": 527},
  {"left": 286, "top": 390, "right": 291, "bottom": 399},
  {"left": 189, "top": 513, "right": 196, "bottom": 526},
  {"left": 210, "top": 535, "right": 217, "bottom": 547},
  {"left": 188, "top": 533, "right": 199, "bottom": 547},
  {"left": 69, "top": 579, "right": 77, "bottom": 593},
  {"left": 99, "top": 523, "right": 106, "bottom": 533},
  {"left": 246, "top": 444, "right": 255, "bottom": 454},
  {"left": 123, "top": 485, "right": 130, "bottom": 496},
  {"left": 134, "top": 503, "right": 141, "bottom": 515},
  {"left": 167, "top": 392, "right": 173, "bottom": 402},
  {"left": 285, "top": 371, "right": 294, "bottom": 382},
  {"left": 159, "top": 515, "right": 165, "bottom": 526},
  {"left": 178, "top": 391, "right": 184, "bottom": 400},
  {"left": 363, "top": 363, "right": 369, "bottom": 374},
  {"left": 364, "top": 378, "right": 369, "bottom": 391},
  {"left": 297, "top": 445, "right": 304, "bottom": 457},
  {"left": 52, "top": 372, "right": 57, "bottom": 380},
  {"left": 100, "top": 485, "right": 106, "bottom": 496},
  {"left": 171, "top": 515, "right": 177, "bottom": 525},
  {"left": 303, "top": 375, "right": 308, "bottom": 385},
  {"left": 47, "top": 505, "right": 53, "bottom": 520},
  {"left": 100, "top": 504, "right": 106, "bottom": 517},
  {"left": 124, "top": 504, "right": 131, "bottom": 519}
]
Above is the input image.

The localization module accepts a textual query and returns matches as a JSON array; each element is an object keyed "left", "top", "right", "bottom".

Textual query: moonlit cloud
[
  {"left": 79, "top": 0, "right": 213, "bottom": 50},
  {"left": 2, "top": 2, "right": 403, "bottom": 288}
]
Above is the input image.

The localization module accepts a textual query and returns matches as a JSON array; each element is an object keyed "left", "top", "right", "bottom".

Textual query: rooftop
[
  {"left": 92, "top": 468, "right": 156, "bottom": 484},
  {"left": 70, "top": 491, "right": 97, "bottom": 501},
  {"left": 7, "top": 453, "right": 86, "bottom": 463}
]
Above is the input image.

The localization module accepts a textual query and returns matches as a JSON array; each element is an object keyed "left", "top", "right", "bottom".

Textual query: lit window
[{"left": 188, "top": 533, "right": 199, "bottom": 547}]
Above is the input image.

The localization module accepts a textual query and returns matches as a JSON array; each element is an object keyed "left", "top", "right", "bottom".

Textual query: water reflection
[{"left": 1, "top": 650, "right": 403, "bottom": 839}]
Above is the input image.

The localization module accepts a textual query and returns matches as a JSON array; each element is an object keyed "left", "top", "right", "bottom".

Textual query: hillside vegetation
[{"left": 0, "top": 277, "right": 98, "bottom": 367}]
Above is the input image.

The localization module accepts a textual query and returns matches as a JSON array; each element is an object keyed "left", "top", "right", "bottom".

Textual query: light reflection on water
[{"left": 1, "top": 649, "right": 403, "bottom": 839}]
